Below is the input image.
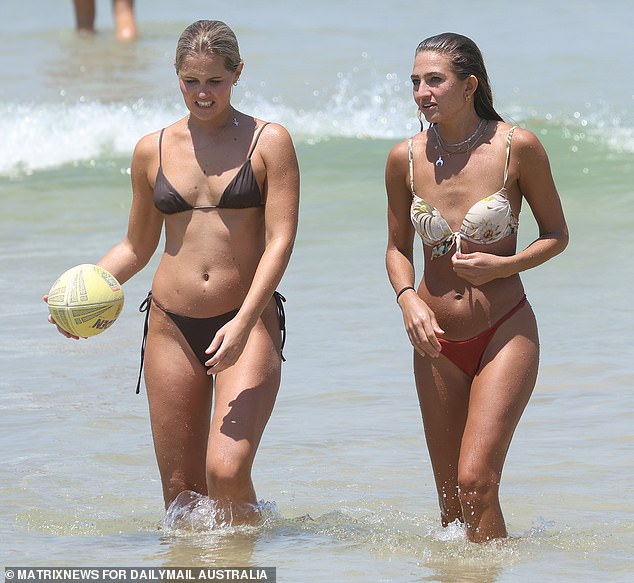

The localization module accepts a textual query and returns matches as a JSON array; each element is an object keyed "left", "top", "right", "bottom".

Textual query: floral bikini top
[{"left": 409, "top": 126, "right": 519, "bottom": 259}]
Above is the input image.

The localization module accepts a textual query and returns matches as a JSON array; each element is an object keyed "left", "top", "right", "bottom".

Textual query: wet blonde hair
[{"left": 175, "top": 20, "right": 242, "bottom": 73}]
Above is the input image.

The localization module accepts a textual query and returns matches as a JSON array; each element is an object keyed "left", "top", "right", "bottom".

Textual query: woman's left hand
[
  {"left": 204, "top": 320, "right": 250, "bottom": 374},
  {"left": 451, "top": 251, "right": 510, "bottom": 286}
]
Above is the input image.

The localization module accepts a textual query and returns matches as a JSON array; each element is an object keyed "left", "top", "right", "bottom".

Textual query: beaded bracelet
[{"left": 395, "top": 285, "right": 416, "bottom": 303}]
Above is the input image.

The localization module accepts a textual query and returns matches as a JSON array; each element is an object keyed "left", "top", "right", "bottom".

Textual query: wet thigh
[
  {"left": 460, "top": 305, "right": 539, "bottom": 478},
  {"left": 207, "top": 301, "right": 282, "bottom": 472},
  {"left": 144, "top": 306, "right": 214, "bottom": 501},
  {"left": 414, "top": 352, "right": 471, "bottom": 486}
]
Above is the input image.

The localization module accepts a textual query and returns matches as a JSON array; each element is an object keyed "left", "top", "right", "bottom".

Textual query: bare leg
[
  {"left": 415, "top": 351, "right": 471, "bottom": 526},
  {"left": 143, "top": 298, "right": 281, "bottom": 525},
  {"left": 206, "top": 300, "right": 281, "bottom": 525},
  {"left": 457, "top": 304, "right": 539, "bottom": 542},
  {"left": 415, "top": 302, "right": 539, "bottom": 542},
  {"left": 73, "top": 0, "right": 96, "bottom": 34},
  {"left": 112, "top": 0, "right": 137, "bottom": 42},
  {"left": 143, "top": 305, "right": 213, "bottom": 507}
]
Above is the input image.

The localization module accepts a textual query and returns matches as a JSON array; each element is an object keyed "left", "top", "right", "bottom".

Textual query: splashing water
[{"left": 162, "top": 490, "right": 279, "bottom": 533}]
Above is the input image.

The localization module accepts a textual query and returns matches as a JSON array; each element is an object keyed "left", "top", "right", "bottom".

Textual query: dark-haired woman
[{"left": 385, "top": 33, "right": 568, "bottom": 542}]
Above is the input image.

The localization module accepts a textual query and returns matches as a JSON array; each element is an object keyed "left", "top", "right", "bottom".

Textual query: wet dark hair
[
  {"left": 416, "top": 33, "right": 504, "bottom": 122},
  {"left": 175, "top": 20, "right": 242, "bottom": 73}
]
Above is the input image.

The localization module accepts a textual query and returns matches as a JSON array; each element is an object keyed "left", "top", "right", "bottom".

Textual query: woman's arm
[
  {"left": 452, "top": 128, "right": 569, "bottom": 285},
  {"left": 205, "top": 123, "right": 300, "bottom": 370},
  {"left": 511, "top": 128, "right": 569, "bottom": 269},
  {"left": 45, "top": 132, "right": 163, "bottom": 338},
  {"left": 386, "top": 140, "right": 417, "bottom": 296},
  {"left": 385, "top": 140, "right": 443, "bottom": 357},
  {"left": 97, "top": 132, "right": 164, "bottom": 284}
]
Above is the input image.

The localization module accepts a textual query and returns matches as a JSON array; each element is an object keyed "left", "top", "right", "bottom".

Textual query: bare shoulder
[
  {"left": 133, "top": 117, "right": 187, "bottom": 161},
  {"left": 256, "top": 120, "right": 294, "bottom": 151},
  {"left": 389, "top": 136, "right": 410, "bottom": 162},
  {"left": 132, "top": 129, "right": 162, "bottom": 165},
  {"left": 254, "top": 121, "right": 298, "bottom": 172},
  {"left": 386, "top": 135, "right": 416, "bottom": 175},
  {"left": 388, "top": 137, "right": 409, "bottom": 159},
  {"left": 505, "top": 125, "right": 557, "bottom": 195},
  {"left": 508, "top": 125, "right": 549, "bottom": 160}
]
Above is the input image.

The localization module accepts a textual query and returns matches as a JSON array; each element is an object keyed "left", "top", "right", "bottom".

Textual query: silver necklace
[{"left": 432, "top": 119, "right": 487, "bottom": 167}]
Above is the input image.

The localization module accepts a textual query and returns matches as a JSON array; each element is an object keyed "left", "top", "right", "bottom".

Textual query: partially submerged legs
[
  {"left": 415, "top": 302, "right": 539, "bottom": 542},
  {"left": 73, "top": 0, "right": 137, "bottom": 42},
  {"left": 143, "top": 298, "right": 282, "bottom": 525}
]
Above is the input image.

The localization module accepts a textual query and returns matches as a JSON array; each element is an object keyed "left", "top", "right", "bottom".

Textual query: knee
[
  {"left": 206, "top": 457, "right": 251, "bottom": 492},
  {"left": 457, "top": 469, "right": 500, "bottom": 509}
]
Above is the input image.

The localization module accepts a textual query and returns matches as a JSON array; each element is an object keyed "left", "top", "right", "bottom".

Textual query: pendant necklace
[{"left": 432, "top": 118, "right": 487, "bottom": 167}]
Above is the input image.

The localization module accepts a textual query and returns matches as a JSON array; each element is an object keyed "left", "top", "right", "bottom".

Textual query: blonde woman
[{"left": 48, "top": 20, "right": 299, "bottom": 524}]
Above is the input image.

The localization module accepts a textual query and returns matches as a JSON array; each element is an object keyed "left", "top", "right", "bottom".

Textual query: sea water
[{"left": 1, "top": 1, "right": 633, "bottom": 581}]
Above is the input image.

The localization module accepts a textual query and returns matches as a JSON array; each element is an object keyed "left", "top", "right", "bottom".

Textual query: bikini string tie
[
  {"left": 136, "top": 291, "right": 152, "bottom": 394},
  {"left": 273, "top": 291, "right": 287, "bottom": 362}
]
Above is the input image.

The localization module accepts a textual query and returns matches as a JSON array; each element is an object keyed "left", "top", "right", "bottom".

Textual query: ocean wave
[
  {"left": 1, "top": 86, "right": 632, "bottom": 176},
  {"left": 0, "top": 100, "right": 182, "bottom": 177}
]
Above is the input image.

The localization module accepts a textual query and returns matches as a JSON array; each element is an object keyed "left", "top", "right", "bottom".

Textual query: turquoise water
[{"left": 1, "top": 1, "right": 633, "bottom": 581}]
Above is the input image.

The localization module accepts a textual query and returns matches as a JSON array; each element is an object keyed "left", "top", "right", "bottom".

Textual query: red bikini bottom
[{"left": 438, "top": 295, "right": 527, "bottom": 378}]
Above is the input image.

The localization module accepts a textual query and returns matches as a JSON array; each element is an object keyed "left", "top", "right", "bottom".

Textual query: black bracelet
[{"left": 396, "top": 286, "right": 416, "bottom": 303}]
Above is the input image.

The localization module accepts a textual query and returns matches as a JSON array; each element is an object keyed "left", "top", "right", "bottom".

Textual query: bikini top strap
[
  {"left": 247, "top": 122, "right": 271, "bottom": 159},
  {"left": 158, "top": 129, "right": 165, "bottom": 166},
  {"left": 408, "top": 138, "right": 415, "bottom": 196},
  {"left": 503, "top": 125, "right": 517, "bottom": 188}
]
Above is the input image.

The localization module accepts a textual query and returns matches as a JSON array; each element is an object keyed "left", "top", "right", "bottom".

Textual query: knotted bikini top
[
  {"left": 409, "top": 126, "right": 519, "bottom": 259},
  {"left": 153, "top": 123, "right": 269, "bottom": 214}
]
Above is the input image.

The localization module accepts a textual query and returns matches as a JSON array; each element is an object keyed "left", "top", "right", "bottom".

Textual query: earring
[
  {"left": 465, "top": 93, "right": 471, "bottom": 102},
  {"left": 233, "top": 81, "right": 239, "bottom": 86}
]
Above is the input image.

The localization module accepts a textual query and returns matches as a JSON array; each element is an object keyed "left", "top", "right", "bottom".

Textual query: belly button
[{"left": 203, "top": 273, "right": 209, "bottom": 281}]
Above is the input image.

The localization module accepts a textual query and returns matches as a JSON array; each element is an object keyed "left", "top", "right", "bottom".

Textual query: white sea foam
[
  {"left": 0, "top": 100, "right": 180, "bottom": 176},
  {"left": 2, "top": 89, "right": 632, "bottom": 178}
]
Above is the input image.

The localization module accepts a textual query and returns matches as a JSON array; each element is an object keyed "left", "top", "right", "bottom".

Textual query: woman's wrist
[{"left": 396, "top": 285, "right": 416, "bottom": 304}]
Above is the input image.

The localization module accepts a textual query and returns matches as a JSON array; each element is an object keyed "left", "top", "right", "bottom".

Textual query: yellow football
[{"left": 47, "top": 264, "right": 124, "bottom": 337}]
